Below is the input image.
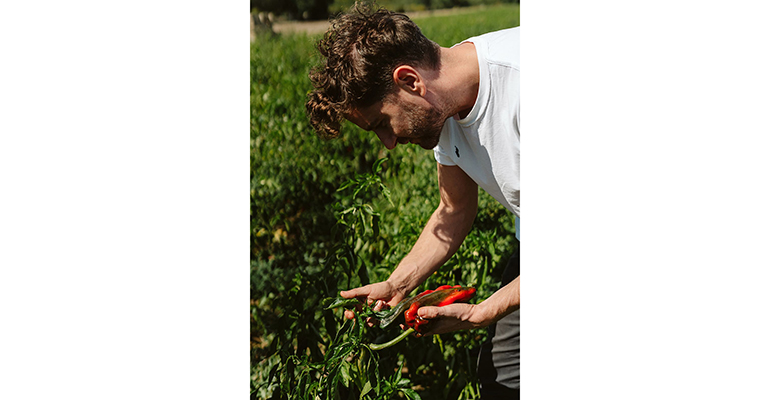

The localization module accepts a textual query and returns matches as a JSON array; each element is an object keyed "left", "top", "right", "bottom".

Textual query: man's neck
[{"left": 434, "top": 42, "right": 479, "bottom": 120}]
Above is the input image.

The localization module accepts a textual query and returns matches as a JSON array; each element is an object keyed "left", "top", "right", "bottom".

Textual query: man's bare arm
[
  {"left": 386, "top": 163, "right": 478, "bottom": 297},
  {"left": 340, "top": 163, "right": 478, "bottom": 318}
]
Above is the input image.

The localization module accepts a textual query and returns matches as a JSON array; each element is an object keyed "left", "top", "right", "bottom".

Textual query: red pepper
[
  {"left": 402, "top": 285, "right": 476, "bottom": 332},
  {"left": 404, "top": 302, "right": 424, "bottom": 330}
]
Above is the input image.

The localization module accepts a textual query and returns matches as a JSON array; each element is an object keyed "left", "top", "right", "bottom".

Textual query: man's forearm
[
  {"left": 478, "top": 275, "right": 520, "bottom": 324},
  {"left": 387, "top": 202, "right": 475, "bottom": 296}
]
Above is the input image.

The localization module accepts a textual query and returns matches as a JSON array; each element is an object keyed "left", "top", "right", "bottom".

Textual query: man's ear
[{"left": 393, "top": 65, "right": 426, "bottom": 96}]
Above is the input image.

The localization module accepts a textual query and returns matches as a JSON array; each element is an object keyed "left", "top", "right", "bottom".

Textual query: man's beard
[{"left": 404, "top": 104, "right": 446, "bottom": 150}]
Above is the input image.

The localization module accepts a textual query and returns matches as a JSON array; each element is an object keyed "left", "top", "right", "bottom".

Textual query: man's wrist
[
  {"left": 385, "top": 276, "right": 411, "bottom": 298},
  {"left": 471, "top": 301, "right": 496, "bottom": 327},
  {"left": 475, "top": 281, "right": 520, "bottom": 326}
]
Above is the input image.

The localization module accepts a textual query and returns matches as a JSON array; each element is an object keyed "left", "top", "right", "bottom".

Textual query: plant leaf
[
  {"left": 323, "top": 297, "right": 360, "bottom": 310},
  {"left": 360, "top": 380, "right": 372, "bottom": 399},
  {"left": 400, "top": 388, "right": 422, "bottom": 400},
  {"left": 357, "top": 260, "right": 370, "bottom": 286},
  {"left": 373, "top": 157, "right": 387, "bottom": 173},
  {"left": 339, "top": 361, "right": 352, "bottom": 387}
]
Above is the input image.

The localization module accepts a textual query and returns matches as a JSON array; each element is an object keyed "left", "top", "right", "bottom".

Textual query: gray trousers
[{"left": 477, "top": 244, "right": 520, "bottom": 399}]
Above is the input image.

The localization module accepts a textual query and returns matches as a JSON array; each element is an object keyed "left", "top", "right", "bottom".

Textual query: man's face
[{"left": 347, "top": 94, "right": 447, "bottom": 150}]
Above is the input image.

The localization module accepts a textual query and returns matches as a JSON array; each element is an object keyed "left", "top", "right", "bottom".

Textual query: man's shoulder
[
  {"left": 466, "top": 27, "right": 519, "bottom": 68},
  {"left": 465, "top": 27, "right": 519, "bottom": 46},
  {"left": 481, "top": 27, "right": 519, "bottom": 39}
]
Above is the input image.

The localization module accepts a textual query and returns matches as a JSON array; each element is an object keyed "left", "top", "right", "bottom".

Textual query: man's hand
[
  {"left": 412, "top": 303, "right": 491, "bottom": 335},
  {"left": 416, "top": 276, "right": 520, "bottom": 336},
  {"left": 340, "top": 281, "right": 407, "bottom": 325}
]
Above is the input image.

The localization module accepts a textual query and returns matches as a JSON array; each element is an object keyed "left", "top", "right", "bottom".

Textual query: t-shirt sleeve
[{"left": 433, "top": 140, "right": 457, "bottom": 166}]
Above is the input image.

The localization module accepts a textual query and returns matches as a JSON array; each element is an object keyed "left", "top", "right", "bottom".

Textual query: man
[{"left": 306, "top": 2, "right": 520, "bottom": 397}]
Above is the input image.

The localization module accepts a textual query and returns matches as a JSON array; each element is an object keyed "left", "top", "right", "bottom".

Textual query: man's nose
[{"left": 375, "top": 130, "right": 397, "bottom": 150}]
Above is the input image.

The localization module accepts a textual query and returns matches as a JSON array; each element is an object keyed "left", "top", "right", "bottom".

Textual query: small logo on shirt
[{"left": 455, "top": 146, "right": 460, "bottom": 157}]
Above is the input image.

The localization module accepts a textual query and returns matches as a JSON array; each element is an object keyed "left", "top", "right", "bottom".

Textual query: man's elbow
[{"left": 435, "top": 199, "right": 477, "bottom": 227}]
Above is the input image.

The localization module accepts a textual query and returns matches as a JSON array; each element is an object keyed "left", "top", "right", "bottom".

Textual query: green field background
[{"left": 251, "top": 4, "right": 520, "bottom": 399}]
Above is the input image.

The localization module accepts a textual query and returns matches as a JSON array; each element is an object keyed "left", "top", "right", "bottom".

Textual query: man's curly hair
[{"left": 306, "top": 1, "right": 441, "bottom": 138}]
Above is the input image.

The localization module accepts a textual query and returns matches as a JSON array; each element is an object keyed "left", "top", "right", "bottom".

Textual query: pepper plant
[
  {"left": 251, "top": 155, "right": 513, "bottom": 399},
  {"left": 252, "top": 159, "right": 423, "bottom": 399}
]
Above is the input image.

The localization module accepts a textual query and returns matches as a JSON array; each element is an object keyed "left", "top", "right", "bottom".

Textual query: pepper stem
[{"left": 368, "top": 328, "right": 415, "bottom": 351}]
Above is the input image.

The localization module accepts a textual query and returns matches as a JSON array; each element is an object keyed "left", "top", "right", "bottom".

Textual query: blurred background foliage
[
  {"left": 250, "top": 0, "right": 519, "bottom": 20},
  {"left": 252, "top": 3, "right": 519, "bottom": 398}
]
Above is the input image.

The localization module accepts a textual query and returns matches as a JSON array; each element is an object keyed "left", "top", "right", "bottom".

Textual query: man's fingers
[
  {"left": 340, "top": 287, "right": 368, "bottom": 299},
  {"left": 420, "top": 304, "right": 471, "bottom": 320},
  {"left": 341, "top": 287, "right": 379, "bottom": 306},
  {"left": 373, "top": 300, "right": 389, "bottom": 312},
  {"left": 417, "top": 306, "right": 442, "bottom": 319},
  {"left": 339, "top": 283, "right": 396, "bottom": 323}
]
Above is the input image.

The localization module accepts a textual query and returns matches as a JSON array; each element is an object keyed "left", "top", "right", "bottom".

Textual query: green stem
[{"left": 368, "top": 328, "right": 415, "bottom": 351}]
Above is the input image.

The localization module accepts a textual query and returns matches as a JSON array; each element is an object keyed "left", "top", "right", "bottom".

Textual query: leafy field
[
  {"left": 251, "top": 4, "right": 520, "bottom": 399},
  {"left": 328, "top": 0, "right": 520, "bottom": 15}
]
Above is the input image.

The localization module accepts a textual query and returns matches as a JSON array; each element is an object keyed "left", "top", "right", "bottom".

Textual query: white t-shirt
[{"left": 433, "top": 27, "right": 520, "bottom": 238}]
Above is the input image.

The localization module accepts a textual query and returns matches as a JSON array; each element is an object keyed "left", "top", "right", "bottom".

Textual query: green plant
[{"left": 253, "top": 160, "right": 423, "bottom": 399}]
